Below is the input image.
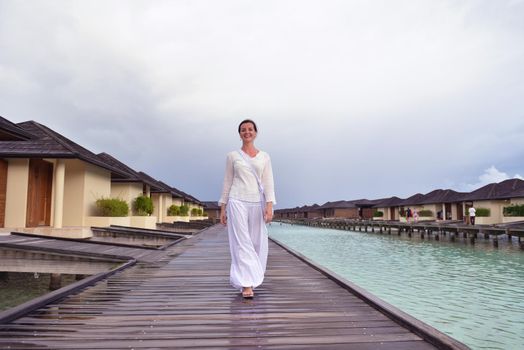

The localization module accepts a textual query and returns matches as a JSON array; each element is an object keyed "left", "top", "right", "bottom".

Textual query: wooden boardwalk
[
  {"left": 0, "top": 233, "right": 173, "bottom": 263},
  {"left": 0, "top": 225, "right": 467, "bottom": 349}
]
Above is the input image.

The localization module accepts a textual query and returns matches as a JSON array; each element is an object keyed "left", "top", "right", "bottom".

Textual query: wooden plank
[{"left": 0, "top": 225, "right": 469, "bottom": 349}]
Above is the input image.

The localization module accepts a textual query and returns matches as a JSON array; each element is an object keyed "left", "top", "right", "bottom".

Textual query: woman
[{"left": 219, "top": 119, "right": 276, "bottom": 298}]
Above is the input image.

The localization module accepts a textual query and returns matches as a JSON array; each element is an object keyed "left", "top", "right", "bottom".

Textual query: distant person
[
  {"left": 406, "top": 207, "right": 413, "bottom": 223},
  {"left": 219, "top": 119, "right": 276, "bottom": 299},
  {"left": 468, "top": 206, "right": 476, "bottom": 225},
  {"left": 437, "top": 210, "right": 443, "bottom": 220},
  {"left": 413, "top": 209, "right": 419, "bottom": 223}
]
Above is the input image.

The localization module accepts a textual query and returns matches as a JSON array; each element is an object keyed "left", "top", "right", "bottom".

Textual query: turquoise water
[{"left": 268, "top": 223, "right": 524, "bottom": 350}]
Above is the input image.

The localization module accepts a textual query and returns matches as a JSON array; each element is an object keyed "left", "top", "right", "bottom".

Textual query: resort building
[
  {"left": 277, "top": 179, "right": 524, "bottom": 225},
  {"left": 317, "top": 200, "right": 360, "bottom": 219},
  {"left": 372, "top": 196, "right": 403, "bottom": 220},
  {"left": 461, "top": 178, "right": 524, "bottom": 225},
  {"left": 0, "top": 115, "right": 204, "bottom": 233},
  {"left": 202, "top": 201, "right": 220, "bottom": 223},
  {"left": 0, "top": 117, "right": 130, "bottom": 231}
]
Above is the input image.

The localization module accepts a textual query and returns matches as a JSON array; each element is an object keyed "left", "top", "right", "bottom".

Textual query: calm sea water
[{"left": 268, "top": 223, "right": 524, "bottom": 350}]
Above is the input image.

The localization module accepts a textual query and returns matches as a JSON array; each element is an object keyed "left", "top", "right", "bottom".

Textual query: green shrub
[
  {"left": 179, "top": 205, "right": 189, "bottom": 216},
  {"left": 475, "top": 208, "right": 491, "bottom": 217},
  {"left": 133, "top": 195, "right": 154, "bottom": 216},
  {"left": 503, "top": 204, "right": 524, "bottom": 217},
  {"left": 198, "top": 209, "right": 203, "bottom": 216},
  {"left": 202, "top": 211, "right": 208, "bottom": 217},
  {"left": 418, "top": 209, "right": 433, "bottom": 217},
  {"left": 373, "top": 210, "right": 384, "bottom": 217},
  {"left": 191, "top": 208, "right": 199, "bottom": 216},
  {"left": 95, "top": 198, "right": 129, "bottom": 217},
  {"left": 167, "top": 205, "right": 180, "bottom": 216}
]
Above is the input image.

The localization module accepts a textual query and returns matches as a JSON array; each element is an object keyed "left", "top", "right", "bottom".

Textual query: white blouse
[{"left": 219, "top": 150, "right": 276, "bottom": 205}]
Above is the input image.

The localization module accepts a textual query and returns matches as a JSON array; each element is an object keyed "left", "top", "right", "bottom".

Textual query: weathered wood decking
[
  {"left": 0, "top": 232, "right": 173, "bottom": 263},
  {"left": 0, "top": 225, "right": 468, "bottom": 349}
]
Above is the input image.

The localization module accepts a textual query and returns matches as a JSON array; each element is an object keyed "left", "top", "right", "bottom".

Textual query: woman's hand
[
  {"left": 264, "top": 202, "right": 273, "bottom": 223},
  {"left": 220, "top": 205, "right": 227, "bottom": 225}
]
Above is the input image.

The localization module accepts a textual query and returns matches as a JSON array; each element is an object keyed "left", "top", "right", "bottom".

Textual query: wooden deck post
[{"left": 49, "top": 273, "right": 62, "bottom": 291}]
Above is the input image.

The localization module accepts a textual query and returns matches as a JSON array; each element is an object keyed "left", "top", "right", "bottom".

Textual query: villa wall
[
  {"left": 4, "top": 159, "right": 29, "bottom": 228},
  {"left": 471, "top": 200, "right": 507, "bottom": 225},
  {"left": 111, "top": 182, "right": 143, "bottom": 214},
  {"left": 333, "top": 208, "right": 358, "bottom": 218},
  {"left": 152, "top": 193, "right": 184, "bottom": 223},
  {"left": 63, "top": 160, "right": 112, "bottom": 226}
]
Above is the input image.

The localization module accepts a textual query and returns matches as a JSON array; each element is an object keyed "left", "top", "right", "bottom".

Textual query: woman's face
[{"left": 239, "top": 122, "right": 257, "bottom": 143}]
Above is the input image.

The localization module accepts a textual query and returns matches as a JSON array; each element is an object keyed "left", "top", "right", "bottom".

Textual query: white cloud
[{"left": 464, "top": 166, "right": 523, "bottom": 191}]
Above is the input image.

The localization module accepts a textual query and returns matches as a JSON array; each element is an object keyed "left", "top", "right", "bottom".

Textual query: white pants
[{"left": 226, "top": 198, "right": 268, "bottom": 290}]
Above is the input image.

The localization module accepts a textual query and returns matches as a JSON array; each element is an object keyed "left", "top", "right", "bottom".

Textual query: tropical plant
[
  {"left": 503, "top": 204, "right": 524, "bottom": 217},
  {"left": 418, "top": 209, "right": 433, "bottom": 217},
  {"left": 167, "top": 205, "right": 180, "bottom": 216},
  {"left": 475, "top": 208, "right": 491, "bottom": 217},
  {"left": 179, "top": 204, "right": 189, "bottom": 216},
  {"left": 95, "top": 198, "right": 129, "bottom": 217},
  {"left": 191, "top": 208, "right": 199, "bottom": 216},
  {"left": 372, "top": 210, "right": 384, "bottom": 217},
  {"left": 133, "top": 195, "right": 154, "bottom": 216}
]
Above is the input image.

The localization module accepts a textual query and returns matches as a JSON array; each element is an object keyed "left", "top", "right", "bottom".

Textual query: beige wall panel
[
  {"left": 473, "top": 200, "right": 506, "bottom": 224},
  {"left": 83, "top": 164, "right": 112, "bottom": 222},
  {"left": 62, "top": 160, "right": 86, "bottom": 227},
  {"left": 4, "top": 159, "right": 30, "bottom": 228},
  {"left": 151, "top": 193, "right": 161, "bottom": 221},
  {"left": 510, "top": 198, "right": 524, "bottom": 205},
  {"left": 111, "top": 182, "right": 143, "bottom": 213}
]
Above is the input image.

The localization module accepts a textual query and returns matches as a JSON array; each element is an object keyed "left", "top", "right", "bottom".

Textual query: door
[
  {"left": 390, "top": 207, "right": 395, "bottom": 220},
  {"left": 0, "top": 159, "right": 7, "bottom": 227},
  {"left": 445, "top": 203, "right": 452, "bottom": 220},
  {"left": 26, "top": 159, "right": 53, "bottom": 227},
  {"left": 456, "top": 203, "right": 464, "bottom": 221}
]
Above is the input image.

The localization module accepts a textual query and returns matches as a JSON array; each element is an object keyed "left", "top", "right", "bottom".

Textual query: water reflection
[{"left": 0, "top": 272, "right": 80, "bottom": 311}]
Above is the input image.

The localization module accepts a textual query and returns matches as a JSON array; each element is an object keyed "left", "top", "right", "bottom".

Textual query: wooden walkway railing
[{"left": 0, "top": 225, "right": 469, "bottom": 349}]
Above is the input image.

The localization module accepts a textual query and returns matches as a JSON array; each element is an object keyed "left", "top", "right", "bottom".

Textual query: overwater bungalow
[
  {"left": 202, "top": 201, "right": 220, "bottom": 223},
  {"left": 415, "top": 189, "right": 467, "bottom": 221},
  {"left": 372, "top": 196, "right": 404, "bottom": 220},
  {"left": 461, "top": 178, "right": 524, "bottom": 225},
  {"left": 317, "top": 200, "right": 360, "bottom": 219},
  {"left": 279, "top": 178, "right": 524, "bottom": 225},
  {"left": 0, "top": 117, "right": 130, "bottom": 233},
  {"left": 302, "top": 203, "right": 323, "bottom": 219},
  {"left": 0, "top": 115, "right": 204, "bottom": 234},
  {"left": 388, "top": 190, "right": 467, "bottom": 222}
]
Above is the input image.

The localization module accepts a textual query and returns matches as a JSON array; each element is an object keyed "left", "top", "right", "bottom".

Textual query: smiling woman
[{"left": 218, "top": 119, "right": 276, "bottom": 299}]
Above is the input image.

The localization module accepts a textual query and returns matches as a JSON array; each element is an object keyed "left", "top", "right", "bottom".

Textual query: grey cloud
[{"left": 1, "top": 1, "right": 523, "bottom": 207}]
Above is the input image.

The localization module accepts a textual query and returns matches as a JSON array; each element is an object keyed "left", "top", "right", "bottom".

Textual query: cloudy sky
[{"left": 1, "top": 0, "right": 523, "bottom": 208}]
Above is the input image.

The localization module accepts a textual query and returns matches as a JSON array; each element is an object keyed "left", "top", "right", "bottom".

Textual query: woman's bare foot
[{"left": 242, "top": 287, "right": 254, "bottom": 298}]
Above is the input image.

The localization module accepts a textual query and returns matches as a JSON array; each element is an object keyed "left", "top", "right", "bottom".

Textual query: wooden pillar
[
  {"left": 0, "top": 272, "right": 8, "bottom": 281},
  {"left": 49, "top": 273, "right": 62, "bottom": 291}
]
